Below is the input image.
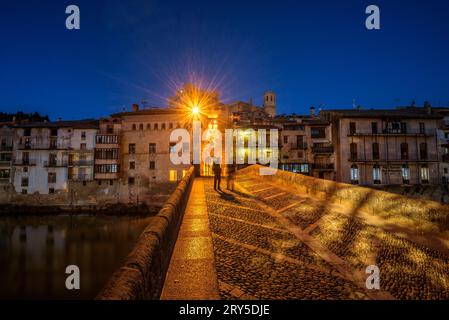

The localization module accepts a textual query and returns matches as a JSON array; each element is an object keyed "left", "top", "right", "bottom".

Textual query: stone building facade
[
  {"left": 12, "top": 120, "right": 98, "bottom": 195},
  {"left": 276, "top": 110, "right": 335, "bottom": 180},
  {"left": 117, "top": 107, "right": 192, "bottom": 201},
  {"left": 5, "top": 84, "right": 449, "bottom": 205},
  {"left": 68, "top": 122, "right": 98, "bottom": 182},
  {"left": 0, "top": 123, "right": 14, "bottom": 188},
  {"left": 321, "top": 108, "right": 442, "bottom": 186}
]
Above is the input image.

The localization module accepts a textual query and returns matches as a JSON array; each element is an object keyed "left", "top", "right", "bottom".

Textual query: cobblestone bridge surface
[{"left": 163, "top": 174, "right": 449, "bottom": 300}]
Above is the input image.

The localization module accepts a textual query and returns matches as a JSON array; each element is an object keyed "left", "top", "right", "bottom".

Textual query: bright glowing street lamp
[{"left": 192, "top": 106, "right": 200, "bottom": 115}]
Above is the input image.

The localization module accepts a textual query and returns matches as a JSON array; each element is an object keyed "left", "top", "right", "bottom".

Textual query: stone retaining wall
[
  {"left": 239, "top": 165, "right": 449, "bottom": 230},
  {"left": 96, "top": 166, "right": 195, "bottom": 300}
]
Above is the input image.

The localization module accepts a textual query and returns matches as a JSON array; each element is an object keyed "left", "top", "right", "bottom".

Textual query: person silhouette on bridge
[
  {"left": 226, "top": 163, "right": 236, "bottom": 191},
  {"left": 213, "top": 158, "right": 222, "bottom": 191}
]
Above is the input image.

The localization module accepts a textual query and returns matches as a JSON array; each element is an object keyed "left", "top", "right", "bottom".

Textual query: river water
[{"left": 0, "top": 214, "right": 154, "bottom": 299}]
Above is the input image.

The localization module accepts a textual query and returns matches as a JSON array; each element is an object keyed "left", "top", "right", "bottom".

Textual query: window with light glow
[
  {"left": 350, "top": 165, "right": 359, "bottom": 183},
  {"left": 169, "top": 170, "right": 178, "bottom": 181},
  {"left": 420, "top": 166, "right": 429, "bottom": 183},
  {"left": 373, "top": 165, "right": 381, "bottom": 184}
]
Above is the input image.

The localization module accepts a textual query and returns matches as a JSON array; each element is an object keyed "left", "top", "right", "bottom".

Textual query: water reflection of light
[{"left": 0, "top": 215, "right": 154, "bottom": 299}]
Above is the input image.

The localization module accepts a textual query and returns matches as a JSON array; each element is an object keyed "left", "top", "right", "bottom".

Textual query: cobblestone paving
[
  {"left": 312, "top": 212, "right": 449, "bottom": 299},
  {"left": 213, "top": 237, "right": 363, "bottom": 300},
  {"left": 204, "top": 174, "right": 449, "bottom": 300}
]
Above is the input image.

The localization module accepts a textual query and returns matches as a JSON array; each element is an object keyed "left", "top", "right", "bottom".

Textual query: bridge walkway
[{"left": 161, "top": 173, "right": 449, "bottom": 300}]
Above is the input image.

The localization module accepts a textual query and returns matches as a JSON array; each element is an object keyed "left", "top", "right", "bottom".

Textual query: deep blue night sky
[{"left": 1, "top": 0, "right": 449, "bottom": 120}]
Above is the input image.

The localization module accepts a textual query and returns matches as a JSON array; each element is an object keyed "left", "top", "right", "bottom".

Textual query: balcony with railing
[
  {"left": 96, "top": 134, "right": 120, "bottom": 145},
  {"left": 349, "top": 154, "right": 437, "bottom": 162},
  {"left": 44, "top": 160, "right": 68, "bottom": 167},
  {"left": 0, "top": 160, "right": 12, "bottom": 167},
  {"left": 349, "top": 129, "right": 435, "bottom": 137},
  {"left": 68, "top": 160, "right": 94, "bottom": 167},
  {"left": 312, "top": 144, "right": 334, "bottom": 154},
  {"left": 17, "top": 142, "right": 70, "bottom": 150},
  {"left": 14, "top": 159, "right": 37, "bottom": 166}
]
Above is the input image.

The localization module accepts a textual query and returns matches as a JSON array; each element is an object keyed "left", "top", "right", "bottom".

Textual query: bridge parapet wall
[
  {"left": 239, "top": 165, "right": 449, "bottom": 232},
  {"left": 97, "top": 166, "right": 195, "bottom": 300}
]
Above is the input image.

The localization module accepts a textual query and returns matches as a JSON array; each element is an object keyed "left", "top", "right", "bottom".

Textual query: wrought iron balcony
[
  {"left": 44, "top": 160, "right": 68, "bottom": 167},
  {"left": 68, "top": 160, "right": 94, "bottom": 167},
  {"left": 0, "top": 160, "right": 12, "bottom": 167},
  {"left": 349, "top": 129, "right": 434, "bottom": 136},
  {"left": 96, "top": 134, "right": 120, "bottom": 144},
  {"left": 17, "top": 143, "right": 69, "bottom": 150},
  {"left": 312, "top": 144, "right": 334, "bottom": 154},
  {"left": 14, "top": 159, "right": 37, "bottom": 166}
]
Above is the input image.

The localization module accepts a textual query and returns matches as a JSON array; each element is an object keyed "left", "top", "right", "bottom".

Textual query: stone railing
[
  {"left": 238, "top": 165, "right": 449, "bottom": 230},
  {"left": 96, "top": 166, "right": 195, "bottom": 300}
]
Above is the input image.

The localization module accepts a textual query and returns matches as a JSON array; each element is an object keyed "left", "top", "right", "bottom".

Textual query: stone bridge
[{"left": 98, "top": 165, "right": 449, "bottom": 300}]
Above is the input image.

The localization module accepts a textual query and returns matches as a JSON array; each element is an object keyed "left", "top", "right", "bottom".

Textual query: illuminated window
[
  {"left": 373, "top": 165, "right": 381, "bottom": 184},
  {"left": 182, "top": 170, "right": 188, "bottom": 178},
  {"left": 169, "top": 170, "right": 178, "bottom": 181},
  {"left": 350, "top": 165, "right": 359, "bottom": 184},
  {"left": 420, "top": 165, "right": 429, "bottom": 184},
  {"left": 300, "top": 164, "right": 309, "bottom": 173},
  {"left": 169, "top": 142, "right": 176, "bottom": 153},
  {"left": 402, "top": 165, "right": 410, "bottom": 184},
  {"left": 311, "top": 127, "right": 326, "bottom": 138}
]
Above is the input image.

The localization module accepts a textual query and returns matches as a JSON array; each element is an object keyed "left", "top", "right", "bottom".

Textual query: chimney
[
  {"left": 132, "top": 104, "right": 139, "bottom": 112},
  {"left": 310, "top": 106, "right": 315, "bottom": 118}
]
